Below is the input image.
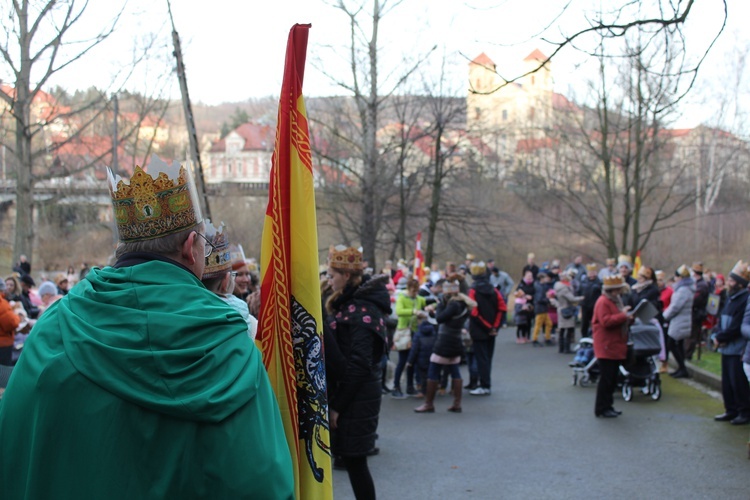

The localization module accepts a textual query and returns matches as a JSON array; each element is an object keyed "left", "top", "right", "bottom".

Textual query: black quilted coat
[{"left": 325, "top": 274, "right": 391, "bottom": 457}]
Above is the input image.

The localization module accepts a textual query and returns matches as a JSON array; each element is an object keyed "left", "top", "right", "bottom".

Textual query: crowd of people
[{"left": 4, "top": 170, "right": 750, "bottom": 500}]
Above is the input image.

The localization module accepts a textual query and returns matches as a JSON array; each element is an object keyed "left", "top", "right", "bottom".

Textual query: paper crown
[
  {"left": 229, "top": 244, "right": 248, "bottom": 271},
  {"left": 730, "top": 260, "right": 750, "bottom": 284},
  {"left": 691, "top": 261, "right": 704, "bottom": 274},
  {"left": 202, "top": 220, "right": 232, "bottom": 279},
  {"left": 585, "top": 263, "right": 598, "bottom": 272},
  {"left": 107, "top": 155, "right": 203, "bottom": 242},
  {"left": 675, "top": 265, "right": 690, "bottom": 278},
  {"left": 617, "top": 254, "right": 632, "bottom": 264},
  {"left": 470, "top": 261, "right": 487, "bottom": 276},
  {"left": 603, "top": 275, "right": 626, "bottom": 290},
  {"left": 443, "top": 280, "right": 460, "bottom": 294},
  {"left": 328, "top": 245, "right": 364, "bottom": 271}
]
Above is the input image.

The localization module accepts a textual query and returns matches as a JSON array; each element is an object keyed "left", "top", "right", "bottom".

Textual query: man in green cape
[{"left": 0, "top": 159, "right": 293, "bottom": 499}]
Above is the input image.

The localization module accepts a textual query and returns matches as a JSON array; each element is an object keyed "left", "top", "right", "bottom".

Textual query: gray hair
[
  {"left": 202, "top": 273, "right": 227, "bottom": 294},
  {"left": 114, "top": 224, "right": 202, "bottom": 260}
]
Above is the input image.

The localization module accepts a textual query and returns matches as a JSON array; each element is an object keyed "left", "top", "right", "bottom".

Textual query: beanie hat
[{"left": 38, "top": 281, "right": 58, "bottom": 297}]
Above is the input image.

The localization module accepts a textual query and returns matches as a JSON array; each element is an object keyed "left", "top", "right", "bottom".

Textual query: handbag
[
  {"left": 393, "top": 327, "right": 412, "bottom": 351},
  {"left": 706, "top": 293, "right": 720, "bottom": 316},
  {"left": 561, "top": 306, "right": 577, "bottom": 319}
]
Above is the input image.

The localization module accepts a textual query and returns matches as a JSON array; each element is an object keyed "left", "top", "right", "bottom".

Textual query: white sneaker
[{"left": 470, "top": 387, "right": 491, "bottom": 396}]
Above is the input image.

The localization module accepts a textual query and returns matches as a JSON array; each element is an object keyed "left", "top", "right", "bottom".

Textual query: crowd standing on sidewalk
[{"left": 7, "top": 229, "right": 750, "bottom": 500}]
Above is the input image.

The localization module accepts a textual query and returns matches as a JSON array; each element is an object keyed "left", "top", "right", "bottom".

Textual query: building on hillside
[
  {"left": 203, "top": 122, "right": 274, "bottom": 185},
  {"left": 0, "top": 84, "right": 73, "bottom": 140},
  {"left": 120, "top": 112, "right": 171, "bottom": 149},
  {"left": 466, "top": 50, "right": 585, "bottom": 182}
]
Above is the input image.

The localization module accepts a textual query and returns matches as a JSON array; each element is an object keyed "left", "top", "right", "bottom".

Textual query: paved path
[{"left": 333, "top": 327, "right": 750, "bottom": 499}]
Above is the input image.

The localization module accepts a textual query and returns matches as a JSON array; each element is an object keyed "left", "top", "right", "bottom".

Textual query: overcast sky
[{"left": 7, "top": 0, "right": 747, "bottom": 128}]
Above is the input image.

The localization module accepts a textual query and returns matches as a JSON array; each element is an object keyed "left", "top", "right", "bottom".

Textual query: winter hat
[
  {"left": 617, "top": 254, "right": 633, "bottom": 271},
  {"left": 20, "top": 274, "right": 35, "bottom": 287},
  {"left": 729, "top": 260, "right": 750, "bottom": 287},
  {"left": 38, "top": 281, "right": 58, "bottom": 297}
]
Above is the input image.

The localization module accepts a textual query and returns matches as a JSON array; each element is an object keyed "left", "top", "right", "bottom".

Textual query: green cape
[{"left": 0, "top": 260, "right": 293, "bottom": 499}]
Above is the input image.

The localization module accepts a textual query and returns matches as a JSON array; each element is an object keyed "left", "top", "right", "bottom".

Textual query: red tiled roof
[
  {"left": 516, "top": 137, "right": 558, "bottom": 153},
  {"left": 524, "top": 49, "right": 548, "bottom": 62},
  {"left": 470, "top": 53, "right": 495, "bottom": 67},
  {"left": 210, "top": 122, "right": 275, "bottom": 152},
  {"left": 552, "top": 93, "right": 579, "bottom": 112}
]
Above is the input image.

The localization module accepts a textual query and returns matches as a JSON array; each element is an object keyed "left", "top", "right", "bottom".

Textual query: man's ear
[
  {"left": 182, "top": 231, "right": 198, "bottom": 265},
  {"left": 221, "top": 271, "right": 232, "bottom": 291}
]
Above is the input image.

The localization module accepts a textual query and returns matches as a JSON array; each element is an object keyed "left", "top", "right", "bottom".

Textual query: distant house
[
  {"left": 203, "top": 123, "right": 274, "bottom": 185},
  {"left": 120, "top": 112, "right": 170, "bottom": 148}
]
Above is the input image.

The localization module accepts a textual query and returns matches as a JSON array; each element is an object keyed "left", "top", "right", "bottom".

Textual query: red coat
[
  {"left": 592, "top": 294, "right": 629, "bottom": 360},
  {"left": 0, "top": 296, "right": 20, "bottom": 348}
]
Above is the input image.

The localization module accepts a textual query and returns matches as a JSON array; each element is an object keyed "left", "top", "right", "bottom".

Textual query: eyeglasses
[{"left": 194, "top": 232, "right": 217, "bottom": 258}]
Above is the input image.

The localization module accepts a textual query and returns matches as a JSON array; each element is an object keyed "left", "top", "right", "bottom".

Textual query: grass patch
[{"left": 691, "top": 349, "right": 722, "bottom": 377}]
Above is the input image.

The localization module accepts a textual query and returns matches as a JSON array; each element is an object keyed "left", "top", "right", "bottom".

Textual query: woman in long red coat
[{"left": 592, "top": 275, "right": 633, "bottom": 418}]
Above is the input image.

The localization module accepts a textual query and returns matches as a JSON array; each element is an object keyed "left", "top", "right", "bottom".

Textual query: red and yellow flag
[
  {"left": 414, "top": 232, "right": 425, "bottom": 284},
  {"left": 633, "top": 250, "right": 642, "bottom": 277},
  {"left": 258, "top": 24, "right": 332, "bottom": 499}
]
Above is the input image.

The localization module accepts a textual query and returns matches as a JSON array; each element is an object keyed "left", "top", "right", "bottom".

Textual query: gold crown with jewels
[
  {"left": 107, "top": 155, "right": 203, "bottom": 242},
  {"left": 202, "top": 220, "right": 232, "bottom": 279},
  {"left": 328, "top": 245, "right": 364, "bottom": 272}
]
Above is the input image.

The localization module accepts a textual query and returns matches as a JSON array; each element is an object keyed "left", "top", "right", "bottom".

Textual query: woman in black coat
[
  {"left": 324, "top": 246, "right": 390, "bottom": 500},
  {"left": 414, "top": 276, "right": 476, "bottom": 413}
]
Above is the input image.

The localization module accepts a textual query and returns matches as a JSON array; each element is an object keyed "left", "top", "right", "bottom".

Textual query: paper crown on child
[
  {"left": 202, "top": 220, "right": 232, "bottom": 279},
  {"left": 470, "top": 261, "right": 486, "bottom": 276},
  {"left": 730, "top": 260, "right": 750, "bottom": 286},
  {"left": 585, "top": 263, "right": 598, "bottom": 272},
  {"left": 602, "top": 275, "right": 626, "bottom": 290},
  {"left": 328, "top": 245, "right": 364, "bottom": 272},
  {"left": 107, "top": 155, "right": 203, "bottom": 242}
]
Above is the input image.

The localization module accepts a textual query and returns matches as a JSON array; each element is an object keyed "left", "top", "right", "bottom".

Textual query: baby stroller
[
  {"left": 570, "top": 338, "right": 599, "bottom": 387},
  {"left": 619, "top": 321, "right": 662, "bottom": 401}
]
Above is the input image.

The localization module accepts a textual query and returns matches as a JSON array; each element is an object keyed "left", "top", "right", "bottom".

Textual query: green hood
[{"left": 48, "top": 260, "right": 259, "bottom": 423}]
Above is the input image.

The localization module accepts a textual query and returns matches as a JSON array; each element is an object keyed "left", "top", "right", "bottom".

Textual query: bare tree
[
  {"left": 468, "top": 0, "right": 727, "bottom": 105},
  {"left": 518, "top": 29, "right": 705, "bottom": 259},
  {"left": 312, "top": 0, "right": 434, "bottom": 269},
  {"left": 0, "top": 0, "right": 168, "bottom": 265}
]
